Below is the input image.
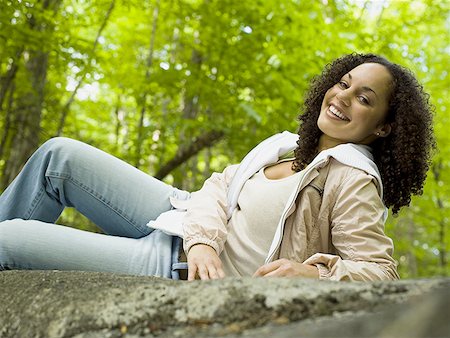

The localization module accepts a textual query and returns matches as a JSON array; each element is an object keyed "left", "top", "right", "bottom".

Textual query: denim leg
[
  {"left": 0, "top": 137, "right": 184, "bottom": 237},
  {"left": 0, "top": 137, "right": 189, "bottom": 277},
  {"left": 0, "top": 219, "right": 174, "bottom": 277}
]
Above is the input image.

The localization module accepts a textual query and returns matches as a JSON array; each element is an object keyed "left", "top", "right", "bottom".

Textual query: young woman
[{"left": 0, "top": 53, "right": 435, "bottom": 281}]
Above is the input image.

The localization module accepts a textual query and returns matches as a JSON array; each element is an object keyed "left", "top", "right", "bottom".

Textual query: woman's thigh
[
  {"left": 1, "top": 137, "right": 188, "bottom": 238},
  {"left": 44, "top": 137, "right": 187, "bottom": 237},
  {"left": 0, "top": 219, "right": 174, "bottom": 277}
]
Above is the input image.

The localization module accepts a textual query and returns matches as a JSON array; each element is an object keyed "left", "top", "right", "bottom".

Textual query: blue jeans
[{"left": 0, "top": 137, "right": 189, "bottom": 279}]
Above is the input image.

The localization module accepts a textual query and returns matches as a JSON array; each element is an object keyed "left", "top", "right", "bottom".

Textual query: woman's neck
[{"left": 318, "top": 135, "right": 345, "bottom": 152}]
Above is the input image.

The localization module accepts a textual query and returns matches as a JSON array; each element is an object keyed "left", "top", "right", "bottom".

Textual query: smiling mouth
[{"left": 328, "top": 105, "right": 350, "bottom": 121}]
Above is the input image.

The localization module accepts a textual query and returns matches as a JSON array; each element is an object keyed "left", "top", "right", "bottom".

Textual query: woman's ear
[{"left": 376, "top": 124, "right": 392, "bottom": 137}]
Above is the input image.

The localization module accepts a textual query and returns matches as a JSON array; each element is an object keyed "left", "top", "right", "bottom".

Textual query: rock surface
[{"left": 0, "top": 271, "right": 448, "bottom": 337}]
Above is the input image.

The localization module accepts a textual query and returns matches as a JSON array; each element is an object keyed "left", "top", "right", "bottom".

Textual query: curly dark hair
[{"left": 292, "top": 53, "right": 435, "bottom": 214}]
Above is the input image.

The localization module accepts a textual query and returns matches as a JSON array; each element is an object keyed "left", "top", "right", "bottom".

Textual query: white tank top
[{"left": 220, "top": 164, "right": 303, "bottom": 276}]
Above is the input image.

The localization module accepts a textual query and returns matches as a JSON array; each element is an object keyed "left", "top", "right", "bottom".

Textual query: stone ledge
[{"left": 0, "top": 270, "right": 448, "bottom": 337}]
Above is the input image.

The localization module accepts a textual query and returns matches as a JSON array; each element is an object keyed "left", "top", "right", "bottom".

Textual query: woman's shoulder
[
  {"left": 324, "top": 158, "right": 379, "bottom": 186},
  {"left": 319, "top": 159, "right": 384, "bottom": 212}
]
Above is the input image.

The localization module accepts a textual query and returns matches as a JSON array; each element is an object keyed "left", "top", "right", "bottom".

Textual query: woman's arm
[
  {"left": 304, "top": 172, "right": 400, "bottom": 281},
  {"left": 183, "top": 164, "right": 239, "bottom": 280}
]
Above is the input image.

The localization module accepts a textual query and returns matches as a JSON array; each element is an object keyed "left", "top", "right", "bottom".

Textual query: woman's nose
[{"left": 336, "top": 90, "right": 351, "bottom": 107}]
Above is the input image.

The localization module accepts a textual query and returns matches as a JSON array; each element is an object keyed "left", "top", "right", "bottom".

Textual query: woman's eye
[
  {"left": 338, "top": 81, "right": 348, "bottom": 88},
  {"left": 358, "top": 96, "right": 369, "bottom": 104}
]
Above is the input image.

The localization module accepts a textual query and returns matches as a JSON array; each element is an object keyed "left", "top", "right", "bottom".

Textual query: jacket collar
[{"left": 227, "top": 131, "right": 383, "bottom": 219}]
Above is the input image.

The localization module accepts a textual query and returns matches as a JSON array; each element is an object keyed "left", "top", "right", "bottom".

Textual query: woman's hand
[
  {"left": 253, "top": 258, "right": 319, "bottom": 278},
  {"left": 187, "top": 244, "right": 226, "bottom": 281}
]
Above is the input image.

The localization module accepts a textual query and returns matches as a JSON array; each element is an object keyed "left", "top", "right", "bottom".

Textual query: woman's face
[{"left": 317, "top": 62, "right": 394, "bottom": 150}]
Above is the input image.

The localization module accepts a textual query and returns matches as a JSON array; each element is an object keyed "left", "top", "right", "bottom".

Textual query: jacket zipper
[{"left": 265, "top": 158, "right": 328, "bottom": 263}]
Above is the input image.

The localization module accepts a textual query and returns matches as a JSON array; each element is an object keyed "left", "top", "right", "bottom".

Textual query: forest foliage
[{"left": 0, "top": 0, "right": 448, "bottom": 278}]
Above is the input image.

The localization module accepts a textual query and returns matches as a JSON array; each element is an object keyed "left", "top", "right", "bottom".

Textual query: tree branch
[{"left": 154, "top": 130, "right": 224, "bottom": 180}]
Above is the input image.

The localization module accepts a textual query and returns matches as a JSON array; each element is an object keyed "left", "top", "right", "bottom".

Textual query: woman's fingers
[
  {"left": 217, "top": 266, "right": 226, "bottom": 279},
  {"left": 253, "top": 260, "right": 282, "bottom": 277},
  {"left": 187, "top": 243, "right": 226, "bottom": 281},
  {"left": 197, "top": 264, "right": 210, "bottom": 280},
  {"left": 187, "top": 262, "right": 224, "bottom": 280},
  {"left": 188, "top": 262, "right": 198, "bottom": 281},
  {"left": 207, "top": 264, "right": 219, "bottom": 279},
  {"left": 253, "top": 259, "right": 319, "bottom": 278},
  {"left": 206, "top": 263, "right": 226, "bottom": 280},
  {"left": 260, "top": 268, "right": 282, "bottom": 277}
]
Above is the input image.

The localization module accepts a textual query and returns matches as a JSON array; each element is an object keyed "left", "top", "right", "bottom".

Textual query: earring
[{"left": 376, "top": 132, "right": 381, "bottom": 136}]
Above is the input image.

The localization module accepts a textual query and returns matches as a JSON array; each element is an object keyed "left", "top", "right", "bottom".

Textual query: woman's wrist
[{"left": 185, "top": 238, "right": 220, "bottom": 255}]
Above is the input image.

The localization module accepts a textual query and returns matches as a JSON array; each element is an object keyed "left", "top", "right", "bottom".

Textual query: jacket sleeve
[
  {"left": 303, "top": 172, "right": 400, "bottom": 281},
  {"left": 182, "top": 164, "right": 239, "bottom": 255}
]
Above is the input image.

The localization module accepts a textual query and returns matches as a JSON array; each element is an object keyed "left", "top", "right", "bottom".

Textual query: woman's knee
[
  {"left": 0, "top": 219, "right": 37, "bottom": 270},
  {"left": 0, "top": 219, "right": 50, "bottom": 252},
  {"left": 0, "top": 219, "right": 23, "bottom": 260},
  {"left": 40, "top": 137, "right": 80, "bottom": 155},
  {"left": 0, "top": 219, "right": 27, "bottom": 240},
  {"left": 0, "top": 219, "right": 18, "bottom": 232},
  {"left": 38, "top": 137, "right": 93, "bottom": 168}
]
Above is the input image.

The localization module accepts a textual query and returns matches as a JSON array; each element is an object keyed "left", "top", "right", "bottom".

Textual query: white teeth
[{"left": 329, "top": 105, "right": 349, "bottom": 121}]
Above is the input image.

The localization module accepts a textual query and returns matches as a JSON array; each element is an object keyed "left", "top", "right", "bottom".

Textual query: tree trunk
[
  {"left": 114, "top": 93, "right": 122, "bottom": 150},
  {"left": 406, "top": 218, "right": 418, "bottom": 277},
  {"left": 55, "top": 0, "right": 116, "bottom": 136},
  {"left": 0, "top": 82, "right": 15, "bottom": 163},
  {"left": 173, "top": 48, "right": 204, "bottom": 186},
  {"left": 134, "top": 0, "right": 160, "bottom": 168},
  {"left": 0, "top": 49, "right": 22, "bottom": 110},
  {"left": 432, "top": 161, "right": 447, "bottom": 275},
  {"left": 0, "top": 0, "right": 61, "bottom": 189},
  {"left": 1, "top": 51, "right": 48, "bottom": 188},
  {"left": 437, "top": 205, "right": 447, "bottom": 276}
]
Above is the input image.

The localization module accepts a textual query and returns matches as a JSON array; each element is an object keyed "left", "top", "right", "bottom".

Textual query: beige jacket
[{"left": 180, "top": 134, "right": 399, "bottom": 282}]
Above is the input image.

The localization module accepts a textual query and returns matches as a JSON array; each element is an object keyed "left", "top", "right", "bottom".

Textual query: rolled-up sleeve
[{"left": 183, "top": 164, "right": 239, "bottom": 255}]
